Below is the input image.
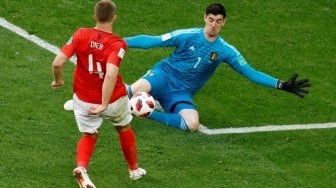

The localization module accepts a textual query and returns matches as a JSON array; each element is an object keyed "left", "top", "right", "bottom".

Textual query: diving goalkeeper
[{"left": 125, "top": 3, "right": 310, "bottom": 132}]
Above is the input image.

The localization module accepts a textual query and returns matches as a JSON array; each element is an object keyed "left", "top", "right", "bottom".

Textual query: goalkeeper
[{"left": 125, "top": 3, "right": 310, "bottom": 132}]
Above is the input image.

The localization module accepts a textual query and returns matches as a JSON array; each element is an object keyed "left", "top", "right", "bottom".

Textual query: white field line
[
  {"left": 2, "top": 17, "right": 336, "bottom": 135},
  {"left": 0, "top": 17, "right": 76, "bottom": 64},
  {"left": 199, "top": 123, "right": 336, "bottom": 135}
]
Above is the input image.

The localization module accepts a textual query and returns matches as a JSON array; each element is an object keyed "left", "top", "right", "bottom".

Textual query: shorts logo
[
  {"left": 210, "top": 52, "right": 218, "bottom": 61},
  {"left": 143, "top": 70, "right": 155, "bottom": 77}
]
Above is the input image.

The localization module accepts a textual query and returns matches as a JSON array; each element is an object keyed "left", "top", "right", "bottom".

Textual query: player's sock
[
  {"left": 76, "top": 135, "right": 97, "bottom": 168},
  {"left": 148, "top": 111, "right": 189, "bottom": 131},
  {"left": 119, "top": 128, "right": 138, "bottom": 170},
  {"left": 126, "top": 84, "right": 133, "bottom": 98}
]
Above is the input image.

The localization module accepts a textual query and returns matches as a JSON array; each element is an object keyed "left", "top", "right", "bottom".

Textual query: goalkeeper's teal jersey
[{"left": 125, "top": 28, "right": 278, "bottom": 95}]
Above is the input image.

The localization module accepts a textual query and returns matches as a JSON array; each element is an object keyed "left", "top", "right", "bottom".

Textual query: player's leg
[
  {"left": 72, "top": 94, "right": 103, "bottom": 188},
  {"left": 129, "top": 69, "right": 201, "bottom": 131},
  {"left": 102, "top": 96, "right": 146, "bottom": 180},
  {"left": 76, "top": 132, "right": 99, "bottom": 169},
  {"left": 170, "top": 100, "right": 200, "bottom": 131},
  {"left": 115, "top": 125, "right": 146, "bottom": 180},
  {"left": 115, "top": 125, "right": 137, "bottom": 170},
  {"left": 179, "top": 108, "right": 200, "bottom": 131},
  {"left": 128, "top": 78, "right": 151, "bottom": 98},
  {"left": 128, "top": 68, "right": 166, "bottom": 98},
  {"left": 73, "top": 132, "right": 98, "bottom": 188},
  {"left": 127, "top": 69, "right": 155, "bottom": 98},
  {"left": 127, "top": 69, "right": 166, "bottom": 112},
  {"left": 146, "top": 90, "right": 199, "bottom": 131},
  {"left": 147, "top": 102, "right": 200, "bottom": 131}
]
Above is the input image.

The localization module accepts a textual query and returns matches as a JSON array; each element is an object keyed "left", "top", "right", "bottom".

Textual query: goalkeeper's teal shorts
[{"left": 142, "top": 68, "right": 196, "bottom": 113}]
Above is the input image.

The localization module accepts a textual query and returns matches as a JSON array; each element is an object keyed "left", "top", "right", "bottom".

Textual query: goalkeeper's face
[{"left": 204, "top": 14, "right": 225, "bottom": 37}]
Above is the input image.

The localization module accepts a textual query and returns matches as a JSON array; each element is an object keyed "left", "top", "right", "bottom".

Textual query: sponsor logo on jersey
[
  {"left": 237, "top": 55, "right": 247, "bottom": 66},
  {"left": 162, "top": 33, "right": 172, "bottom": 41}
]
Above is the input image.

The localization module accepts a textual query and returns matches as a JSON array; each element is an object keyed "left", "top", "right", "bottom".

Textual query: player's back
[{"left": 72, "top": 28, "right": 127, "bottom": 104}]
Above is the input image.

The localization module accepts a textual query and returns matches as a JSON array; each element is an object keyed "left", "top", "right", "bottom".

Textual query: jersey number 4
[{"left": 88, "top": 54, "right": 104, "bottom": 79}]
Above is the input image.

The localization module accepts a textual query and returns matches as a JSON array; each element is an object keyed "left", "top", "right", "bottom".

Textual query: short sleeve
[
  {"left": 61, "top": 29, "right": 81, "bottom": 58},
  {"left": 107, "top": 41, "right": 127, "bottom": 67}
]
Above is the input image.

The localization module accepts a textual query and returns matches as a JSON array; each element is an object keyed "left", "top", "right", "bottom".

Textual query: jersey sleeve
[
  {"left": 224, "top": 44, "right": 279, "bottom": 88},
  {"left": 61, "top": 29, "right": 81, "bottom": 58},
  {"left": 107, "top": 41, "right": 127, "bottom": 67},
  {"left": 124, "top": 29, "right": 196, "bottom": 49},
  {"left": 124, "top": 35, "right": 164, "bottom": 48},
  {"left": 161, "top": 28, "right": 196, "bottom": 47},
  {"left": 239, "top": 63, "right": 279, "bottom": 88}
]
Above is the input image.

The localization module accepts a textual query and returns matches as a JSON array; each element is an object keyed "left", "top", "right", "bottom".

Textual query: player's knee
[
  {"left": 83, "top": 132, "right": 99, "bottom": 138},
  {"left": 185, "top": 119, "right": 200, "bottom": 132},
  {"left": 179, "top": 108, "right": 199, "bottom": 132},
  {"left": 131, "top": 79, "right": 152, "bottom": 95},
  {"left": 115, "top": 124, "right": 132, "bottom": 133}
]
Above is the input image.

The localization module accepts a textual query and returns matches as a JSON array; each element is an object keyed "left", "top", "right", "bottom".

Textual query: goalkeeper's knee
[{"left": 182, "top": 119, "right": 199, "bottom": 132}]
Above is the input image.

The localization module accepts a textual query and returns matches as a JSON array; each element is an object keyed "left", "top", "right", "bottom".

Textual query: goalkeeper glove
[{"left": 277, "top": 73, "right": 310, "bottom": 98}]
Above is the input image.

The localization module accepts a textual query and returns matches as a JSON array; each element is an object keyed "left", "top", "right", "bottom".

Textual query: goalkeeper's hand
[{"left": 277, "top": 73, "right": 310, "bottom": 98}]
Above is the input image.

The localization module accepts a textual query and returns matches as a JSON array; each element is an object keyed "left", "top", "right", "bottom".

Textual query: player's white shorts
[{"left": 73, "top": 93, "right": 133, "bottom": 134}]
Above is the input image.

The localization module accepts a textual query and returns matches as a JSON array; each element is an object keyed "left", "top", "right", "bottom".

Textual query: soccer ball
[{"left": 130, "top": 92, "right": 155, "bottom": 117}]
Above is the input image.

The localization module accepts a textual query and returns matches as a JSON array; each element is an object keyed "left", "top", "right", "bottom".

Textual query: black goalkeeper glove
[{"left": 277, "top": 73, "right": 310, "bottom": 98}]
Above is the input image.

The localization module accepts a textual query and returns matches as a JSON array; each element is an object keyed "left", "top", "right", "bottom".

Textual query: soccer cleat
[
  {"left": 64, "top": 99, "right": 74, "bottom": 111},
  {"left": 73, "top": 167, "right": 96, "bottom": 188},
  {"left": 129, "top": 168, "right": 146, "bottom": 180}
]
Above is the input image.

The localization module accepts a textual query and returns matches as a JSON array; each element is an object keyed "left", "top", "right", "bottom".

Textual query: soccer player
[
  {"left": 51, "top": 1, "right": 146, "bottom": 187},
  {"left": 125, "top": 3, "right": 310, "bottom": 132}
]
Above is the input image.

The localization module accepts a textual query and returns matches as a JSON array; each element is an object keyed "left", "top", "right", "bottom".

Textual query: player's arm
[
  {"left": 51, "top": 52, "right": 68, "bottom": 89},
  {"left": 88, "top": 63, "right": 118, "bottom": 114},
  {"left": 52, "top": 32, "right": 77, "bottom": 89},
  {"left": 226, "top": 53, "right": 278, "bottom": 87},
  {"left": 102, "top": 63, "right": 118, "bottom": 107},
  {"left": 227, "top": 53, "right": 310, "bottom": 98},
  {"left": 124, "top": 29, "right": 185, "bottom": 49},
  {"left": 124, "top": 35, "right": 164, "bottom": 49}
]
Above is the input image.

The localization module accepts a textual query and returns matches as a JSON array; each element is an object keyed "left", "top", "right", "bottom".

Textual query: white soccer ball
[{"left": 130, "top": 92, "right": 155, "bottom": 117}]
